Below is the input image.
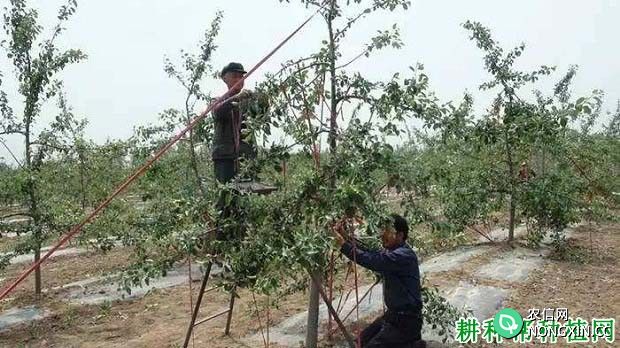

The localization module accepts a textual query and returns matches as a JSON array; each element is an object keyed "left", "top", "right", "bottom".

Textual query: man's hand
[
  {"left": 330, "top": 219, "right": 347, "bottom": 247},
  {"left": 232, "top": 89, "right": 253, "bottom": 101}
]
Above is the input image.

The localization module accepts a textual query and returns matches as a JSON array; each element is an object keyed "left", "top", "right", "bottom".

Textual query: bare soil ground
[
  {"left": 507, "top": 223, "right": 619, "bottom": 319},
  {"left": 0, "top": 256, "right": 375, "bottom": 348},
  {"left": 0, "top": 222, "right": 617, "bottom": 347},
  {"left": 1, "top": 248, "right": 132, "bottom": 312},
  {"left": 0, "top": 284, "right": 311, "bottom": 348},
  {"left": 474, "top": 221, "right": 619, "bottom": 347}
]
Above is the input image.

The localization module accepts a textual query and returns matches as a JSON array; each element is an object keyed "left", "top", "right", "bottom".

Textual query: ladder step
[{"left": 193, "top": 309, "right": 231, "bottom": 327}]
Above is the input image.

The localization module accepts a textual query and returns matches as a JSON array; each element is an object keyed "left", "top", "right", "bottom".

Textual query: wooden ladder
[
  {"left": 183, "top": 181, "right": 276, "bottom": 347},
  {"left": 182, "top": 262, "right": 236, "bottom": 348}
]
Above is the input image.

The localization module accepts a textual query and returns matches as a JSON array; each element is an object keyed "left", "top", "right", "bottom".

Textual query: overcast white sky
[{"left": 1, "top": 0, "right": 619, "bottom": 162}]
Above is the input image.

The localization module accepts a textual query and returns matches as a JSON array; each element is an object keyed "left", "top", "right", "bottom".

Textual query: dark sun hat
[{"left": 221, "top": 62, "right": 247, "bottom": 77}]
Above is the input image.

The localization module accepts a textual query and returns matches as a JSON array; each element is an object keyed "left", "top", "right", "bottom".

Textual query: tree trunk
[
  {"left": 541, "top": 147, "right": 546, "bottom": 177},
  {"left": 327, "top": 5, "right": 338, "bottom": 153},
  {"left": 508, "top": 191, "right": 516, "bottom": 241},
  {"left": 306, "top": 4, "right": 339, "bottom": 347},
  {"left": 78, "top": 150, "right": 87, "bottom": 210},
  {"left": 505, "top": 128, "right": 516, "bottom": 242},
  {"left": 34, "top": 240, "right": 41, "bottom": 295},
  {"left": 306, "top": 272, "right": 321, "bottom": 348},
  {"left": 24, "top": 121, "right": 42, "bottom": 296}
]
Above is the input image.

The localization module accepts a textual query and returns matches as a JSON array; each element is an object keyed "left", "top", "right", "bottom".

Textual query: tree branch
[
  {"left": 336, "top": 49, "right": 368, "bottom": 70},
  {"left": 334, "top": 7, "right": 373, "bottom": 41},
  {"left": 467, "top": 225, "right": 495, "bottom": 244},
  {"left": 279, "top": 62, "right": 329, "bottom": 87},
  {"left": 274, "top": 56, "right": 319, "bottom": 78},
  {"left": 336, "top": 94, "right": 372, "bottom": 105},
  {"left": 31, "top": 140, "right": 72, "bottom": 153}
]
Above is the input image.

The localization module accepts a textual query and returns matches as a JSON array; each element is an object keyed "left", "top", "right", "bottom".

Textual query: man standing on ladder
[
  {"left": 332, "top": 214, "right": 426, "bottom": 348},
  {"left": 211, "top": 62, "right": 273, "bottom": 241},
  {"left": 212, "top": 62, "right": 264, "bottom": 184}
]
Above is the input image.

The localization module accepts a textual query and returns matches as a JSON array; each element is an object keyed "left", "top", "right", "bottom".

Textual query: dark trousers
[
  {"left": 213, "top": 159, "right": 238, "bottom": 241},
  {"left": 213, "top": 159, "right": 236, "bottom": 184},
  {"left": 360, "top": 310, "right": 424, "bottom": 348}
]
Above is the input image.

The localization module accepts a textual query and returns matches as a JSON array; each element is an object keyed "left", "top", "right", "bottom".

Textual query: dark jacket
[
  {"left": 212, "top": 101, "right": 237, "bottom": 160},
  {"left": 211, "top": 100, "right": 255, "bottom": 160},
  {"left": 341, "top": 241, "right": 422, "bottom": 311}
]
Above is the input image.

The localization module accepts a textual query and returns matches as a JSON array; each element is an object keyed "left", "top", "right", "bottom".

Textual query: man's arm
[
  {"left": 330, "top": 218, "right": 388, "bottom": 270},
  {"left": 340, "top": 242, "right": 407, "bottom": 273},
  {"left": 213, "top": 100, "right": 233, "bottom": 122}
]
